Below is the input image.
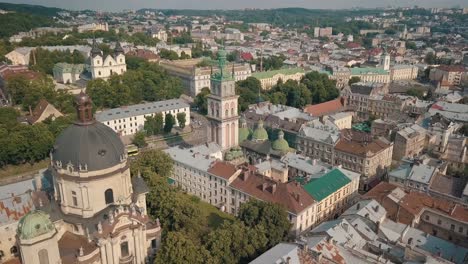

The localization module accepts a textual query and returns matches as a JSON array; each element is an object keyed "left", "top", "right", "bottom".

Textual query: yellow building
[{"left": 252, "top": 68, "right": 306, "bottom": 90}]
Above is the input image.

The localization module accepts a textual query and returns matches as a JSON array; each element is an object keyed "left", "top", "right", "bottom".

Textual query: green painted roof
[
  {"left": 303, "top": 169, "right": 351, "bottom": 201},
  {"left": 350, "top": 67, "right": 389, "bottom": 75},
  {"left": 272, "top": 131, "right": 289, "bottom": 152},
  {"left": 252, "top": 120, "right": 268, "bottom": 141},
  {"left": 167, "top": 178, "right": 175, "bottom": 185},
  {"left": 252, "top": 68, "right": 305, "bottom": 79},
  {"left": 239, "top": 127, "right": 252, "bottom": 143},
  {"left": 17, "top": 210, "right": 55, "bottom": 240}
]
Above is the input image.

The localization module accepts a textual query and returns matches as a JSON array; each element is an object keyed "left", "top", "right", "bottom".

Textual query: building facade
[
  {"left": 251, "top": 68, "right": 305, "bottom": 90},
  {"left": 95, "top": 99, "right": 190, "bottom": 136},
  {"left": 206, "top": 49, "right": 240, "bottom": 150},
  {"left": 159, "top": 58, "right": 251, "bottom": 96},
  {"left": 13, "top": 92, "right": 161, "bottom": 264},
  {"left": 87, "top": 40, "right": 127, "bottom": 80}
]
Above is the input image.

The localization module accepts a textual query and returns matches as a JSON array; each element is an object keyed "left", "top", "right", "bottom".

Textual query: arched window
[
  {"left": 225, "top": 109, "right": 228, "bottom": 117},
  {"left": 38, "top": 249, "right": 49, "bottom": 264},
  {"left": 105, "top": 189, "right": 114, "bottom": 204},
  {"left": 230, "top": 102, "right": 235, "bottom": 116},
  {"left": 109, "top": 61, "right": 112, "bottom": 66},
  {"left": 120, "top": 241, "right": 129, "bottom": 257},
  {"left": 98, "top": 71, "right": 101, "bottom": 76}
]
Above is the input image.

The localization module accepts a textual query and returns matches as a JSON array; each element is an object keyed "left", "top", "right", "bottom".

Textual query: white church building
[{"left": 87, "top": 40, "right": 127, "bottom": 80}]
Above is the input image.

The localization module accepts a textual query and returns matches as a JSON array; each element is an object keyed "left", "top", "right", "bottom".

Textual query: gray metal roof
[
  {"left": 95, "top": 99, "right": 189, "bottom": 122},
  {"left": 249, "top": 243, "right": 300, "bottom": 264},
  {"left": 52, "top": 121, "right": 125, "bottom": 172}
]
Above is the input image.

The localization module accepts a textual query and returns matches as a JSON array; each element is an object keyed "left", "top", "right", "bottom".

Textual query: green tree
[
  {"left": 176, "top": 112, "right": 186, "bottom": 129},
  {"left": 154, "top": 113, "right": 164, "bottom": 135},
  {"left": 0, "top": 107, "right": 19, "bottom": 128},
  {"left": 155, "top": 232, "right": 212, "bottom": 264},
  {"left": 238, "top": 199, "right": 291, "bottom": 248},
  {"left": 194, "top": 87, "right": 210, "bottom": 114},
  {"left": 164, "top": 113, "right": 175, "bottom": 133},
  {"left": 425, "top": 52, "right": 437, "bottom": 65},
  {"left": 406, "top": 88, "right": 425, "bottom": 99},
  {"left": 159, "top": 49, "right": 180, "bottom": 60},
  {"left": 406, "top": 41, "right": 417, "bottom": 50},
  {"left": 348, "top": 76, "right": 361, "bottom": 86},
  {"left": 205, "top": 222, "right": 267, "bottom": 264},
  {"left": 236, "top": 77, "right": 263, "bottom": 111},
  {"left": 131, "top": 149, "right": 173, "bottom": 178},
  {"left": 132, "top": 131, "right": 147, "bottom": 148}
]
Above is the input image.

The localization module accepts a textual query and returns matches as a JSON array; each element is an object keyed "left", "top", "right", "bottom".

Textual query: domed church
[
  {"left": 239, "top": 119, "right": 293, "bottom": 164},
  {"left": 16, "top": 92, "right": 161, "bottom": 264}
]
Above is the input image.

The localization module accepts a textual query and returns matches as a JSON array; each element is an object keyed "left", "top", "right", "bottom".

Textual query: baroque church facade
[
  {"left": 87, "top": 40, "right": 127, "bottom": 80},
  {"left": 15, "top": 92, "right": 161, "bottom": 264}
]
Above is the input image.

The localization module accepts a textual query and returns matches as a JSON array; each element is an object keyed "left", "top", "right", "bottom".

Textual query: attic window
[{"left": 98, "top": 150, "right": 107, "bottom": 156}]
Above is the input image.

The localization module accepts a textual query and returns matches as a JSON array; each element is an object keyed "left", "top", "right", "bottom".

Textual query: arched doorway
[{"left": 105, "top": 189, "right": 114, "bottom": 204}]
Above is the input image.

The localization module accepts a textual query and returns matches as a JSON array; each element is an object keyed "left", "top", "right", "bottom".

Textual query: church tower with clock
[{"left": 206, "top": 48, "right": 240, "bottom": 150}]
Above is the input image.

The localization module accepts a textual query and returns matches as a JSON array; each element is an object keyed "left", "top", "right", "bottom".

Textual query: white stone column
[{"left": 98, "top": 240, "right": 108, "bottom": 264}]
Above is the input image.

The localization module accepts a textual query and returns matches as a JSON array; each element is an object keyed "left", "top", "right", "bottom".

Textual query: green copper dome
[
  {"left": 238, "top": 117, "right": 252, "bottom": 143},
  {"left": 252, "top": 120, "right": 268, "bottom": 142},
  {"left": 17, "top": 210, "right": 55, "bottom": 240},
  {"left": 272, "top": 130, "right": 290, "bottom": 152}
]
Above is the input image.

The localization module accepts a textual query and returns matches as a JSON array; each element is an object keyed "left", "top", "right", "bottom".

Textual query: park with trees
[{"left": 131, "top": 150, "right": 292, "bottom": 264}]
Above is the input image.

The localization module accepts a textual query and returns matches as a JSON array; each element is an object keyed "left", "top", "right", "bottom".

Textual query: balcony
[{"left": 119, "top": 254, "right": 134, "bottom": 264}]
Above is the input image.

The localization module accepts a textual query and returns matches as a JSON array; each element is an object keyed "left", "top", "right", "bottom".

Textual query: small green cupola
[
  {"left": 251, "top": 119, "right": 269, "bottom": 142},
  {"left": 17, "top": 210, "right": 55, "bottom": 240},
  {"left": 272, "top": 130, "right": 290, "bottom": 152},
  {"left": 238, "top": 117, "right": 252, "bottom": 143}
]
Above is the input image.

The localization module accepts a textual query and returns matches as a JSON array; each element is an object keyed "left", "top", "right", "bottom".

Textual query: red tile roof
[
  {"left": 240, "top": 52, "right": 254, "bottom": 61},
  {"left": 231, "top": 168, "right": 315, "bottom": 214},
  {"left": 208, "top": 161, "right": 239, "bottom": 180},
  {"left": 303, "top": 98, "right": 345, "bottom": 117},
  {"left": 365, "top": 182, "right": 468, "bottom": 224}
]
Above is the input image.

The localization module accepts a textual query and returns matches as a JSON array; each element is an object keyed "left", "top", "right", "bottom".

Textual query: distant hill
[
  {"left": 0, "top": 2, "right": 61, "bottom": 39},
  {"left": 0, "top": 2, "right": 64, "bottom": 16}
]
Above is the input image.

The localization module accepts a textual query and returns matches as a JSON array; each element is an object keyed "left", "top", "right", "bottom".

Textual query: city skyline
[{"left": 1, "top": 0, "right": 467, "bottom": 12}]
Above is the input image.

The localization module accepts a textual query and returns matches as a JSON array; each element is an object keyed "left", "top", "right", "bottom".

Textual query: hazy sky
[{"left": 2, "top": 0, "right": 466, "bottom": 12}]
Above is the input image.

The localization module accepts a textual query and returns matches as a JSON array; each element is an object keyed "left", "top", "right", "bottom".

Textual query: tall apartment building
[
  {"left": 429, "top": 65, "right": 466, "bottom": 86},
  {"left": 159, "top": 58, "right": 251, "bottom": 96},
  {"left": 342, "top": 82, "right": 389, "bottom": 121},
  {"left": 390, "top": 65, "right": 419, "bottom": 81},
  {"left": 334, "top": 129, "right": 393, "bottom": 190},
  {"left": 313, "top": 27, "right": 333, "bottom": 38},
  {"left": 393, "top": 124, "right": 427, "bottom": 160},
  {"left": 296, "top": 119, "right": 341, "bottom": 164},
  {"left": 95, "top": 99, "right": 190, "bottom": 136}
]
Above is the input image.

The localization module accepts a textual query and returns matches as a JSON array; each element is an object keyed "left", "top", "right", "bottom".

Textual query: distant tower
[
  {"left": 380, "top": 46, "right": 390, "bottom": 71},
  {"left": 206, "top": 48, "right": 240, "bottom": 150}
]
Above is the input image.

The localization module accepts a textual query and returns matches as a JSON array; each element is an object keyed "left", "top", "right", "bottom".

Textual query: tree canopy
[{"left": 87, "top": 63, "right": 183, "bottom": 109}]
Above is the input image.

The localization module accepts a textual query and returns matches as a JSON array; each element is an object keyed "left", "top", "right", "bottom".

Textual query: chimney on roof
[
  {"left": 261, "top": 182, "right": 267, "bottom": 191},
  {"left": 242, "top": 171, "right": 249, "bottom": 181},
  {"left": 271, "top": 183, "right": 277, "bottom": 194}
]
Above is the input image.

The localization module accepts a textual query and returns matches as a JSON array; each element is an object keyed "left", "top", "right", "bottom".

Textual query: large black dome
[{"left": 52, "top": 121, "right": 125, "bottom": 172}]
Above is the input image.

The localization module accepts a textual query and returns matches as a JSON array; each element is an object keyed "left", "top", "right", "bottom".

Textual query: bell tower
[{"left": 206, "top": 48, "right": 239, "bottom": 150}]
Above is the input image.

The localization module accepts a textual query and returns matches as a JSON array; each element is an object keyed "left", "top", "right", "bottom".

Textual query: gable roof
[
  {"left": 27, "top": 99, "right": 62, "bottom": 124},
  {"left": 303, "top": 168, "right": 351, "bottom": 201},
  {"left": 230, "top": 170, "right": 315, "bottom": 214},
  {"left": 208, "top": 161, "right": 238, "bottom": 180},
  {"left": 303, "top": 98, "right": 344, "bottom": 117}
]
